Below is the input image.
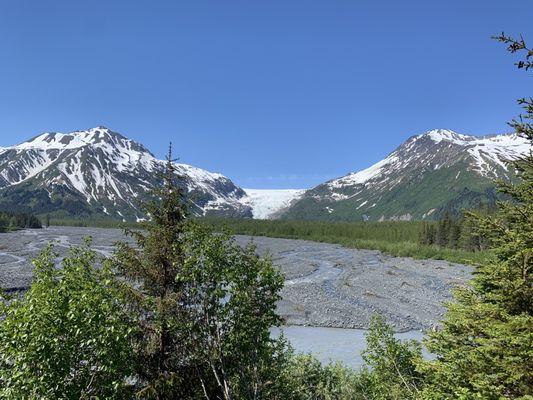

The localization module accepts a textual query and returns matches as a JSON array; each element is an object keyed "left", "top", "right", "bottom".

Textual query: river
[{"left": 271, "top": 325, "right": 426, "bottom": 368}]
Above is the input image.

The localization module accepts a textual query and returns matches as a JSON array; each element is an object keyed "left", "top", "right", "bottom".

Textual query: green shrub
[
  {"left": 278, "top": 315, "right": 423, "bottom": 400},
  {"left": 0, "top": 241, "right": 135, "bottom": 399}
]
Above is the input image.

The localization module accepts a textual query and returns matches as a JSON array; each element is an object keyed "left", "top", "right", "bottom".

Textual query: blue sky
[{"left": 0, "top": 1, "right": 531, "bottom": 189}]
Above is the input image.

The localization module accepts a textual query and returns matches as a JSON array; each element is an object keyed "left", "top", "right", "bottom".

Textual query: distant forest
[
  {"left": 0, "top": 211, "right": 42, "bottom": 232},
  {"left": 204, "top": 216, "right": 492, "bottom": 265}
]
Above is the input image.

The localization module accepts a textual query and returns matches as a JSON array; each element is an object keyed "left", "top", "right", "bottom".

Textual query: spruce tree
[
  {"left": 448, "top": 219, "right": 461, "bottom": 250},
  {"left": 418, "top": 222, "right": 430, "bottom": 246},
  {"left": 435, "top": 212, "right": 452, "bottom": 247},
  {"left": 420, "top": 34, "right": 533, "bottom": 399},
  {"left": 112, "top": 145, "right": 285, "bottom": 399},
  {"left": 112, "top": 145, "right": 194, "bottom": 397}
]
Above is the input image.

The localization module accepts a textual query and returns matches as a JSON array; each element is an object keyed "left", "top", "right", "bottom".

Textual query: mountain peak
[
  {"left": 421, "top": 129, "right": 470, "bottom": 144},
  {"left": 12, "top": 127, "right": 142, "bottom": 152},
  {"left": 65, "top": 126, "right": 125, "bottom": 142},
  {"left": 418, "top": 129, "right": 528, "bottom": 149},
  {"left": 0, "top": 126, "right": 253, "bottom": 220},
  {"left": 282, "top": 130, "right": 531, "bottom": 222}
]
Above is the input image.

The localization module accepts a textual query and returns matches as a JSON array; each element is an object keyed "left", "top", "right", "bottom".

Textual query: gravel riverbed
[{"left": 0, "top": 227, "right": 472, "bottom": 331}]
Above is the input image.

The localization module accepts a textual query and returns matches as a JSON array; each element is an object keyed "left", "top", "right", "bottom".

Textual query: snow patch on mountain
[
  {"left": 329, "top": 155, "right": 399, "bottom": 189},
  {"left": 243, "top": 188, "right": 305, "bottom": 219},
  {"left": 0, "top": 126, "right": 252, "bottom": 219},
  {"left": 425, "top": 129, "right": 471, "bottom": 144},
  {"left": 424, "top": 129, "right": 530, "bottom": 175},
  {"left": 16, "top": 127, "right": 132, "bottom": 151},
  {"left": 326, "top": 129, "right": 531, "bottom": 193}
]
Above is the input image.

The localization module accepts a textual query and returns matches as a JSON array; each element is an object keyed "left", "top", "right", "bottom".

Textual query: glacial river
[
  {"left": 271, "top": 325, "right": 425, "bottom": 368},
  {"left": 0, "top": 227, "right": 456, "bottom": 368}
]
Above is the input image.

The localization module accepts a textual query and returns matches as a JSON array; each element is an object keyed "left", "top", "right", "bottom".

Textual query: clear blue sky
[{"left": 0, "top": 1, "right": 531, "bottom": 189}]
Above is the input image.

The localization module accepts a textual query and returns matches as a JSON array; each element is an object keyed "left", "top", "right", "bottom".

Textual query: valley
[
  {"left": 0, "top": 226, "right": 471, "bottom": 331},
  {"left": 2, "top": 5, "right": 531, "bottom": 395}
]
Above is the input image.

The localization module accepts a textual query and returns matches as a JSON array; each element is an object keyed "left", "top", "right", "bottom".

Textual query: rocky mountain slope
[
  {"left": 2, "top": 127, "right": 530, "bottom": 222},
  {"left": 0, "top": 127, "right": 252, "bottom": 220},
  {"left": 280, "top": 129, "right": 531, "bottom": 221}
]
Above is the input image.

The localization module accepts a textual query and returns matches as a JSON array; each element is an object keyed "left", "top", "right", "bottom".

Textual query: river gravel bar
[{"left": 0, "top": 227, "right": 472, "bottom": 331}]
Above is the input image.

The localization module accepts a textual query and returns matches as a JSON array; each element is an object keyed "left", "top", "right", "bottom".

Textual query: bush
[
  {"left": 277, "top": 315, "right": 423, "bottom": 400},
  {"left": 0, "top": 240, "right": 135, "bottom": 399},
  {"left": 360, "top": 316, "right": 423, "bottom": 399}
]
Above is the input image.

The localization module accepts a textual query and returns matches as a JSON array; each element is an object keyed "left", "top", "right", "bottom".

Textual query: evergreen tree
[
  {"left": 435, "top": 212, "right": 452, "bottom": 247},
  {"left": 420, "top": 34, "right": 533, "bottom": 399},
  {"left": 448, "top": 219, "right": 461, "bottom": 250},
  {"left": 426, "top": 224, "right": 436, "bottom": 246},
  {"left": 112, "top": 145, "right": 190, "bottom": 397},
  {"left": 112, "top": 145, "right": 285, "bottom": 399},
  {"left": 418, "top": 222, "right": 431, "bottom": 246},
  {"left": 459, "top": 215, "right": 490, "bottom": 252}
]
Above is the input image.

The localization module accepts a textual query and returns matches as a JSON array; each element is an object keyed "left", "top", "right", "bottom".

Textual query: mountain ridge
[
  {"left": 280, "top": 129, "right": 530, "bottom": 221},
  {"left": 0, "top": 127, "right": 529, "bottom": 222},
  {"left": 0, "top": 126, "right": 252, "bottom": 220}
]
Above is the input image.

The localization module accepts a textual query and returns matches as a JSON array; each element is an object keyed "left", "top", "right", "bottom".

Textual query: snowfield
[{"left": 243, "top": 188, "right": 306, "bottom": 219}]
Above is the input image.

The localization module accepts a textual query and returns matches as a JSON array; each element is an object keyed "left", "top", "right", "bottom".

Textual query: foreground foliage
[
  {"left": 0, "top": 242, "right": 135, "bottom": 399},
  {"left": 111, "top": 149, "right": 287, "bottom": 399},
  {"left": 279, "top": 316, "right": 422, "bottom": 400},
  {"left": 419, "top": 33, "right": 533, "bottom": 399}
]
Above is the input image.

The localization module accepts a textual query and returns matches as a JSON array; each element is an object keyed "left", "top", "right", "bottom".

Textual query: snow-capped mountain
[
  {"left": 281, "top": 129, "right": 531, "bottom": 221},
  {"left": 2, "top": 127, "right": 530, "bottom": 222},
  {"left": 242, "top": 188, "right": 305, "bottom": 219},
  {"left": 0, "top": 127, "right": 252, "bottom": 220}
]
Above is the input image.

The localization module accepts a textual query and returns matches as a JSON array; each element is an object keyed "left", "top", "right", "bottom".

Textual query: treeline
[
  {"left": 207, "top": 218, "right": 422, "bottom": 242},
  {"left": 0, "top": 211, "right": 42, "bottom": 232},
  {"left": 50, "top": 214, "right": 492, "bottom": 265},
  {"left": 205, "top": 218, "right": 491, "bottom": 265},
  {"left": 48, "top": 216, "right": 140, "bottom": 229},
  {"left": 418, "top": 213, "right": 490, "bottom": 251}
]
